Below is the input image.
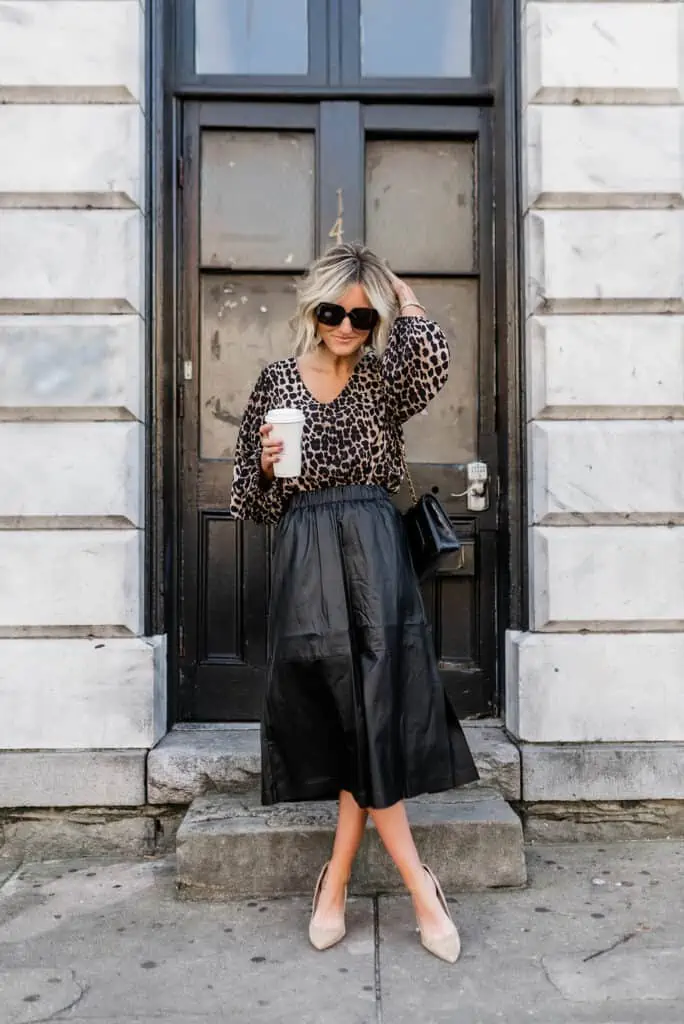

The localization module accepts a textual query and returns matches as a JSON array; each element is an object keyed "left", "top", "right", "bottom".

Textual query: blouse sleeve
[
  {"left": 381, "top": 316, "right": 450, "bottom": 424},
  {"left": 229, "top": 366, "right": 286, "bottom": 525}
]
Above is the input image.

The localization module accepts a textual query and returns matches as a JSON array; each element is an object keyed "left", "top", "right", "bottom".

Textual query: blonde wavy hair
[{"left": 292, "top": 242, "right": 398, "bottom": 357}]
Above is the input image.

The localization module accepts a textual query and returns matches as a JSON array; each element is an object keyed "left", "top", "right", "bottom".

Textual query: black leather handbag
[{"left": 401, "top": 451, "right": 461, "bottom": 582}]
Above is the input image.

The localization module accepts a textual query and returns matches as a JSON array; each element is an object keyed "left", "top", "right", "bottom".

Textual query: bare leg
[
  {"left": 312, "top": 789, "right": 367, "bottom": 927},
  {"left": 368, "top": 800, "right": 454, "bottom": 939}
]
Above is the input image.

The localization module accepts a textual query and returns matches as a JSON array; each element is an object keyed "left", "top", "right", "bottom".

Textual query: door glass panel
[
  {"left": 200, "top": 275, "right": 297, "bottom": 460},
  {"left": 361, "top": 0, "right": 471, "bottom": 78},
  {"left": 201, "top": 131, "right": 315, "bottom": 270},
  {"left": 401, "top": 279, "right": 478, "bottom": 465},
  {"left": 366, "top": 140, "right": 475, "bottom": 274},
  {"left": 195, "top": 0, "right": 309, "bottom": 75}
]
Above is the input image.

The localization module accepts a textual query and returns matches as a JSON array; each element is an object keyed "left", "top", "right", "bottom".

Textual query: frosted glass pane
[
  {"left": 201, "top": 131, "right": 315, "bottom": 270},
  {"left": 366, "top": 140, "right": 475, "bottom": 274},
  {"left": 200, "top": 275, "right": 297, "bottom": 460},
  {"left": 402, "top": 279, "right": 478, "bottom": 465},
  {"left": 196, "top": 0, "right": 308, "bottom": 75},
  {"left": 361, "top": 0, "right": 471, "bottom": 78}
]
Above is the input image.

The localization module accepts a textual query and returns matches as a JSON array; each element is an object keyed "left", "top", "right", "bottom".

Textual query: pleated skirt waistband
[{"left": 286, "top": 484, "right": 391, "bottom": 510}]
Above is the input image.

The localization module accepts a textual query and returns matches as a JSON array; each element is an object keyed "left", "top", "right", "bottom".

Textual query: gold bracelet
[{"left": 399, "top": 301, "right": 427, "bottom": 314}]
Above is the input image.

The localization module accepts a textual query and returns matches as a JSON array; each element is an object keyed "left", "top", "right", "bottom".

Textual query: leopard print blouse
[{"left": 229, "top": 316, "right": 449, "bottom": 525}]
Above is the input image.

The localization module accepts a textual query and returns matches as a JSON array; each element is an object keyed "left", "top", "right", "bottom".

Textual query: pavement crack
[
  {"left": 7, "top": 970, "right": 87, "bottom": 1024},
  {"left": 0, "top": 859, "right": 24, "bottom": 894},
  {"left": 582, "top": 930, "right": 639, "bottom": 963},
  {"left": 373, "top": 894, "right": 383, "bottom": 1024},
  {"left": 51, "top": 977, "right": 88, "bottom": 1021}
]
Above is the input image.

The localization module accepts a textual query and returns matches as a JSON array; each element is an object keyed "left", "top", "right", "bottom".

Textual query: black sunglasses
[{"left": 315, "top": 302, "right": 380, "bottom": 332}]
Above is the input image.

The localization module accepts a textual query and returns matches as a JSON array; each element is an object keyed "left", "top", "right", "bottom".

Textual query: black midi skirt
[{"left": 261, "top": 484, "right": 479, "bottom": 809}]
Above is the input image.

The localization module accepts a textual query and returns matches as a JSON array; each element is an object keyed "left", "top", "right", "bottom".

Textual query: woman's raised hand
[
  {"left": 386, "top": 270, "right": 426, "bottom": 318},
  {"left": 259, "top": 423, "right": 283, "bottom": 481}
]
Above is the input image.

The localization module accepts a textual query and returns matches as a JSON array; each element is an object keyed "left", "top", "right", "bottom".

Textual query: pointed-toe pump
[
  {"left": 308, "top": 860, "right": 348, "bottom": 951},
  {"left": 418, "top": 864, "right": 461, "bottom": 964}
]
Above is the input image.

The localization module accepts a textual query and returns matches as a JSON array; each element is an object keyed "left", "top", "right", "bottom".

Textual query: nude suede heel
[
  {"left": 418, "top": 864, "right": 461, "bottom": 964},
  {"left": 308, "top": 861, "right": 347, "bottom": 951}
]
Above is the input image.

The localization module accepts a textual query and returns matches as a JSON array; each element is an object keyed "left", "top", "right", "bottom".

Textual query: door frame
[{"left": 145, "top": 0, "right": 527, "bottom": 729}]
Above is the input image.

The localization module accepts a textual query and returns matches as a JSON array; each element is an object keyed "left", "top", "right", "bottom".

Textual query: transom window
[
  {"left": 360, "top": 0, "right": 471, "bottom": 78},
  {"left": 195, "top": 0, "right": 310, "bottom": 76},
  {"left": 180, "top": 0, "right": 486, "bottom": 90}
]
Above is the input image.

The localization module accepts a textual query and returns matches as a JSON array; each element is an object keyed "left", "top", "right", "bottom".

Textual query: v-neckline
[{"left": 293, "top": 354, "right": 365, "bottom": 407}]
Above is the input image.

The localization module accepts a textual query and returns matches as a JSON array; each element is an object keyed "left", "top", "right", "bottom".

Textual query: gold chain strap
[{"left": 401, "top": 440, "right": 418, "bottom": 506}]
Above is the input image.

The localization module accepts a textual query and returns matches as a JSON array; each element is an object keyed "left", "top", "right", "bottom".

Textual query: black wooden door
[{"left": 177, "top": 97, "right": 498, "bottom": 721}]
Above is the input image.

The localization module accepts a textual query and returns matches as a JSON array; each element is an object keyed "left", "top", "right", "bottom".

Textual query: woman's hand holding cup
[{"left": 259, "top": 423, "right": 282, "bottom": 481}]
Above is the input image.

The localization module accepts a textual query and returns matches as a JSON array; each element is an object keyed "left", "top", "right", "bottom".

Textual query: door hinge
[
  {"left": 178, "top": 625, "right": 185, "bottom": 659},
  {"left": 177, "top": 155, "right": 185, "bottom": 189},
  {"left": 177, "top": 383, "right": 184, "bottom": 419}
]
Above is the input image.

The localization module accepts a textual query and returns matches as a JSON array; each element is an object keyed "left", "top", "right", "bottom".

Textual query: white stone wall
[
  {"left": 0, "top": 1, "right": 165, "bottom": 808},
  {"left": 509, "top": 1, "right": 684, "bottom": 800}
]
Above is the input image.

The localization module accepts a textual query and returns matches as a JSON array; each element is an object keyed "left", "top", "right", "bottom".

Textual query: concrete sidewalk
[{"left": 1, "top": 841, "right": 683, "bottom": 1024}]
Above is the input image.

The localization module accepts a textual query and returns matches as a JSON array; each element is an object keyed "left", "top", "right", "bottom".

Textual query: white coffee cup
[{"left": 265, "top": 407, "right": 306, "bottom": 478}]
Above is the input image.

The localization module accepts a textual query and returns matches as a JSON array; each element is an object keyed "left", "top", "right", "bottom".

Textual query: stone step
[
  {"left": 175, "top": 788, "right": 527, "bottom": 900},
  {"left": 149, "top": 721, "right": 521, "bottom": 805}
]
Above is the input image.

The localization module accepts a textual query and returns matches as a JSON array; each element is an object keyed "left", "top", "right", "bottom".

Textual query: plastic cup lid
[{"left": 265, "top": 407, "right": 306, "bottom": 424}]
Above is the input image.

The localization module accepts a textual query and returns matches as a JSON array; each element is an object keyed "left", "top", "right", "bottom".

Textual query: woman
[{"left": 230, "top": 242, "right": 478, "bottom": 964}]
